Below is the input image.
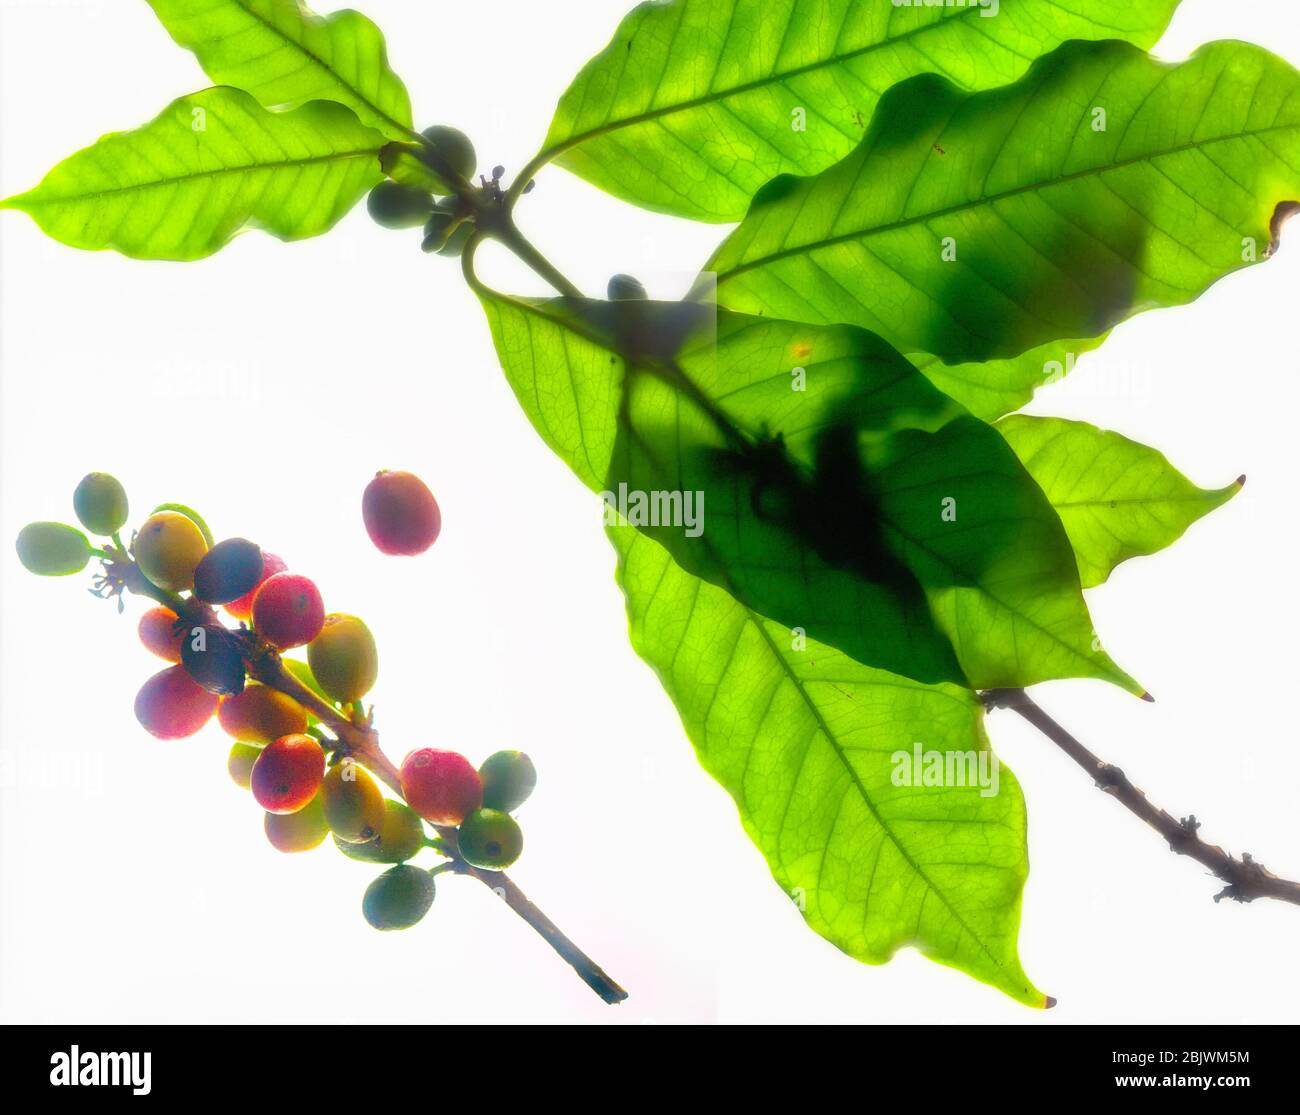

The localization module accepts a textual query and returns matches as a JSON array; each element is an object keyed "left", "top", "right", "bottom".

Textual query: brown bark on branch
[{"left": 982, "top": 688, "right": 1300, "bottom": 907}]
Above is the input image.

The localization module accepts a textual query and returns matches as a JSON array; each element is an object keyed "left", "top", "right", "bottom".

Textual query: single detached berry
[
  {"left": 362, "top": 470, "right": 441, "bottom": 556},
  {"left": 265, "top": 794, "right": 329, "bottom": 853},
  {"left": 479, "top": 750, "right": 537, "bottom": 813},
  {"left": 193, "top": 538, "right": 264, "bottom": 605},
  {"left": 252, "top": 572, "right": 325, "bottom": 649},
  {"left": 227, "top": 741, "right": 262, "bottom": 789},
  {"left": 180, "top": 623, "right": 247, "bottom": 697},
  {"left": 366, "top": 180, "right": 434, "bottom": 229},
  {"left": 420, "top": 124, "right": 476, "bottom": 181},
  {"left": 307, "top": 614, "right": 379, "bottom": 704},
  {"left": 217, "top": 683, "right": 308, "bottom": 744},
  {"left": 16, "top": 521, "right": 90, "bottom": 576},
  {"left": 400, "top": 748, "right": 482, "bottom": 826},
  {"left": 72, "top": 472, "right": 128, "bottom": 536},
  {"left": 362, "top": 865, "right": 435, "bottom": 931},
  {"left": 138, "top": 606, "right": 185, "bottom": 663},
  {"left": 334, "top": 799, "right": 426, "bottom": 864},
  {"left": 321, "top": 759, "right": 385, "bottom": 844},
  {"left": 134, "top": 664, "right": 219, "bottom": 739},
  {"left": 224, "top": 551, "right": 286, "bottom": 621},
  {"left": 134, "top": 510, "right": 209, "bottom": 592},
  {"left": 607, "top": 274, "right": 648, "bottom": 301},
  {"left": 251, "top": 733, "right": 325, "bottom": 815},
  {"left": 457, "top": 808, "right": 524, "bottom": 870}
]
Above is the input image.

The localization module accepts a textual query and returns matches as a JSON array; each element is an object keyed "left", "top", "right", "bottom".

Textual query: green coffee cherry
[
  {"left": 421, "top": 211, "right": 457, "bottom": 253},
  {"left": 16, "top": 522, "right": 91, "bottom": 576},
  {"left": 308, "top": 614, "right": 378, "bottom": 704},
  {"left": 457, "top": 808, "right": 523, "bottom": 871},
  {"left": 362, "top": 865, "right": 435, "bottom": 930},
  {"left": 437, "top": 221, "right": 474, "bottom": 258},
  {"left": 607, "top": 274, "right": 648, "bottom": 301},
  {"left": 479, "top": 750, "right": 537, "bottom": 812},
  {"left": 334, "top": 799, "right": 426, "bottom": 863},
  {"left": 367, "top": 181, "right": 434, "bottom": 229},
  {"left": 420, "top": 125, "right": 476, "bottom": 182},
  {"left": 72, "top": 473, "right": 128, "bottom": 536}
]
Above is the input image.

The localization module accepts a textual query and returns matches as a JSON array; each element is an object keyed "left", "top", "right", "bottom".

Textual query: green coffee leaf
[
  {"left": 2, "top": 88, "right": 387, "bottom": 260},
  {"left": 612, "top": 525, "right": 1046, "bottom": 1006},
  {"left": 709, "top": 40, "right": 1300, "bottom": 365},
  {"left": 998, "top": 416, "right": 1242, "bottom": 588},
  {"left": 543, "top": 0, "right": 1180, "bottom": 222},
  {"left": 145, "top": 0, "right": 414, "bottom": 141},
  {"left": 479, "top": 289, "right": 1140, "bottom": 694},
  {"left": 914, "top": 337, "right": 1106, "bottom": 422}
]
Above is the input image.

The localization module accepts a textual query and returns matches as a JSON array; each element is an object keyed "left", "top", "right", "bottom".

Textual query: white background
[{"left": 2, "top": 0, "right": 1298, "bottom": 1024}]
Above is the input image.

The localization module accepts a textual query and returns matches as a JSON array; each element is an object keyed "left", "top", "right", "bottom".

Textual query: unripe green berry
[
  {"left": 437, "top": 221, "right": 474, "bottom": 258},
  {"left": 421, "top": 211, "right": 457, "bottom": 253},
  {"left": 607, "top": 274, "right": 648, "bottom": 301},
  {"left": 72, "top": 473, "right": 128, "bottom": 536},
  {"left": 227, "top": 741, "right": 262, "bottom": 789},
  {"left": 479, "top": 750, "right": 537, "bottom": 812},
  {"left": 134, "top": 510, "right": 208, "bottom": 592},
  {"left": 457, "top": 808, "right": 523, "bottom": 870},
  {"left": 16, "top": 522, "right": 91, "bottom": 576},
  {"left": 334, "top": 799, "right": 426, "bottom": 864},
  {"left": 367, "top": 181, "right": 433, "bottom": 229},
  {"left": 362, "top": 865, "right": 435, "bottom": 930},
  {"left": 419, "top": 125, "right": 476, "bottom": 182}
]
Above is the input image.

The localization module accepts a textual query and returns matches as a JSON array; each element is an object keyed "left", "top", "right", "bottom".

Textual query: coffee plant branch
[
  {"left": 982, "top": 689, "right": 1300, "bottom": 907},
  {"left": 103, "top": 545, "right": 630, "bottom": 1005}
]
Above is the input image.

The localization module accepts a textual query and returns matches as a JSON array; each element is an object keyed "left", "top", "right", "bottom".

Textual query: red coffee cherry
[
  {"left": 225, "top": 551, "right": 286, "bottom": 621},
  {"left": 138, "top": 606, "right": 185, "bottom": 663},
  {"left": 251, "top": 572, "right": 325, "bottom": 649},
  {"left": 134, "top": 665, "right": 219, "bottom": 739},
  {"left": 193, "top": 537, "right": 264, "bottom": 605},
  {"left": 399, "top": 748, "right": 482, "bottom": 825},
  {"left": 362, "top": 471, "right": 441, "bottom": 556},
  {"left": 217, "top": 683, "right": 308, "bottom": 743},
  {"left": 251, "top": 733, "right": 325, "bottom": 814}
]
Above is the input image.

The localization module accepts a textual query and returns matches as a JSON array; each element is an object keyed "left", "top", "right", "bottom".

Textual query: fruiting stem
[
  {"left": 481, "top": 214, "right": 584, "bottom": 299},
  {"left": 254, "top": 652, "right": 629, "bottom": 1003},
  {"left": 982, "top": 689, "right": 1300, "bottom": 906}
]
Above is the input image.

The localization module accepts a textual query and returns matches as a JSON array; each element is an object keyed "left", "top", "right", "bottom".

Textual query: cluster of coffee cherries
[
  {"left": 15, "top": 469, "right": 536, "bottom": 933},
  {"left": 366, "top": 123, "right": 509, "bottom": 255}
]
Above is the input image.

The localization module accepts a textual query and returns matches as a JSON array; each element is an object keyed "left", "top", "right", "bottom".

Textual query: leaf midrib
[
  {"left": 228, "top": 0, "right": 414, "bottom": 139},
  {"left": 546, "top": 2, "right": 990, "bottom": 164},
  {"left": 712, "top": 120, "right": 1300, "bottom": 281},
  {"left": 732, "top": 580, "right": 1014, "bottom": 979},
  {"left": 11, "top": 148, "right": 383, "bottom": 207}
]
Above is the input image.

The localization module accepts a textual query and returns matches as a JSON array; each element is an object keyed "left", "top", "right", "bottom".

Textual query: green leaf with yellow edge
[
  {"left": 708, "top": 40, "right": 1300, "bottom": 366},
  {"left": 144, "top": 0, "right": 414, "bottom": 141},
  {"left": 478, "top": 287, "right": 1141, "bottom": 695},
  {"left": 1, "top": 88, "right": 387, "bottom": 260},
  {"left": 611, "top": 524, "right": 1047, "bottom": 1006},
  {"left": 543, "top": 0, "right": 1181, "bottom": 222},
  {"left": 998, "top": 415, "right": 1243, "bottom": 588}
]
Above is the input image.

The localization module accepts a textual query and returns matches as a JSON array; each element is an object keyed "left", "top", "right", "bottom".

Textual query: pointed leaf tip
[{"left": 1141, "top": 691, "right": 1156, "bottom": 704}]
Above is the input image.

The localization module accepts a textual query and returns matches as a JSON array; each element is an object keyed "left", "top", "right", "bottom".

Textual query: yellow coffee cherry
[
  {"left": 307, "top": 614, "right": 378, "bottom": 704},
  {"left": 321, "top": 759, "right": 385, "bottom": 844},
  {"left": 134, "top": 511, "right": 208, "bottom": 592},
  {"left": 264, "top": 794, "right": 329, "bottom": 853}
]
